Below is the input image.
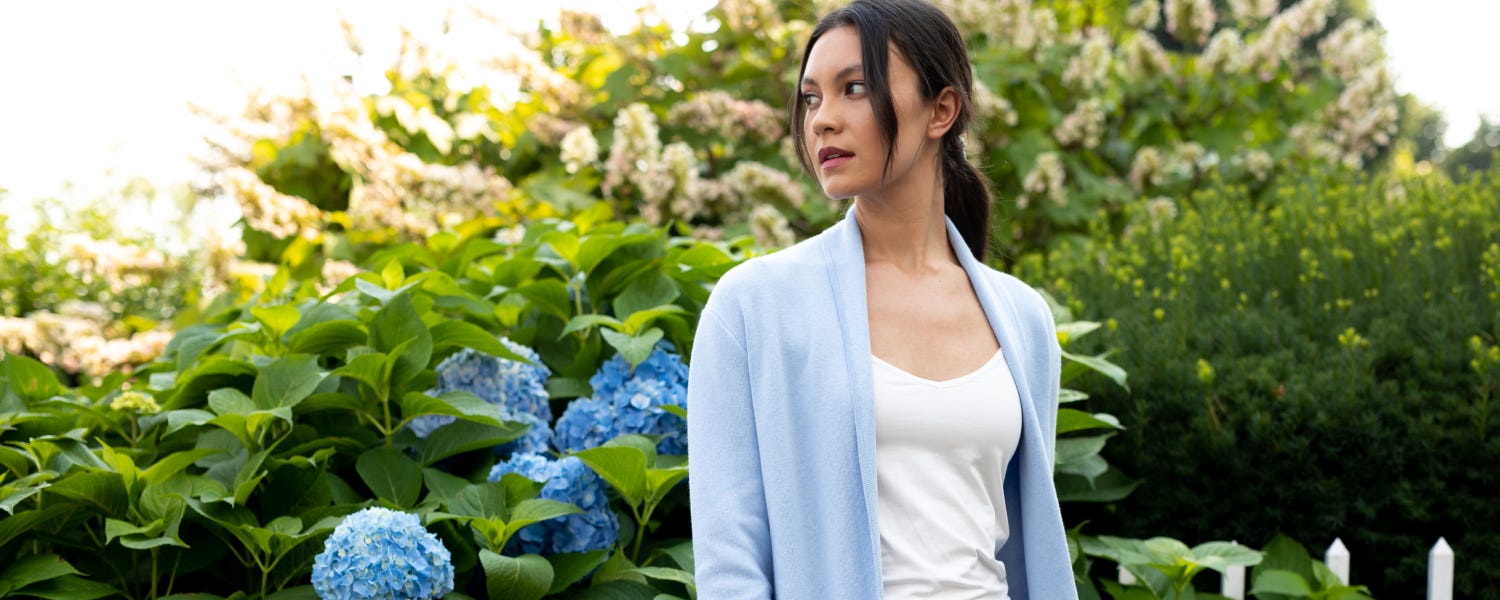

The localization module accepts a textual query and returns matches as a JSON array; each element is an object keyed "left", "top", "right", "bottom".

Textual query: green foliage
[
  {"left": 1250, "top": 535, "right": 1372, "bottom": 600},
  {"left": 1023, "top": 165, "right": 1500, "bottom": 597},
  {"left": 0, "top": 208, "right": 743, "bottom": 598}
]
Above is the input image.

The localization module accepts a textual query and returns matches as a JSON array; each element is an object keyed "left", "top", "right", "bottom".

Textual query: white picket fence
[{"left": 1115, "top": 537, "right": 1455, "bottom": 599}]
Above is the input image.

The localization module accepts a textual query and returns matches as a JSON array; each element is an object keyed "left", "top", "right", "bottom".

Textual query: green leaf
[
  {"left": 356, "top": 447, "right": 422, "bottom": 508},
  {"left": 3, "top": 354, "right": 62, "bottom": 402},
  {"left": 625, "top": 566, "right": 695, "bottom": 595},
  {"left": 162, "top": 409, "right": 216, "bottom": 436},
  {"left": 560, "top": 314, "right": 625, "bottom": 338},
  {"left": 1249, "top": 569, "right": 1314, "bottom": 596},
  {"left": 430, "top": 321, "right": 527, "bottom": 362},
  {"left": 367, "top": 294, "right": 433, "bottom": 389},
  {"left": 514, "top": 280, "right": 572, "bottom": 320},
  {"left": 506, "top": 499, "right": 582, "bottom": 533},
  {"left": 481, "top": 550, "right": 553, "bottom": 600},
  {"left": 208, "top": 388, "right": 255, "bottom": 416},
  {"left": 574, "top": 446, "right": 649, "bottom": 507},
  {"left": 1056, "top": 409, "right": 1124, "bottom": 434},
  {"left": 577, "top": 235, "right": 628, "bottom": 274},
  {"left": 0, "top": 504, "right": 69, "bottom": 548},
  {"left": 450, "top": 482, "right": 509, "bottom": 520},
  {"left": 543, "top": 231, "right": 582, "bottom": 268},
  {"left": 601, "top": 328, "right": 664, "bottom": 369},
  {"left": 613, "top": 272, "right": 680, "bottom": 318},
  {"left": 1055, "top": 434, "right": 1112, "bottom": 465},
  {"left": 142, "top": 449, "right": 223, "bottom": 485},
  {"left": 262, "top": 586, "right": 321, "bottom": 600},
  {"left": 333, "top": 353, "right": 389, "bottom": 400},
  {"left": 0, "top": 554, "right": 80, "bottom": 593},
  {"left": 400, "top": 391, "right": 509, "bottom": 428},
  {"left": 287, "top": 320, "right": 367, "bottom": 355},
  {"left": 1254, "top": 534, "right": 1317, "bottom": 586},
  {"left": 1061, "top": 348, "right": 1129, "bottom": 391},
  {"left": 1187, "top": 541, "right": 1262, "bottom": 572},
  {"left": 620, "top": 306, "right": 687, "bottom": 336},
  {"left": 547, "top": 550, "right": 610, "bottom": 594},
  {"left": 422, "top": 468, "right": 470, "bottom": 506},
  {"left": 417, "top": 421, "right": 525, "bottom": 466},
  {"left": 1058, "top": 388, "right": 1089, "bottom": 404},
  {"left": 251, "top": 355, "right": 323, "bottom": 410},
  {"left": 645, "top": 468, "right": 690, "bottom": 501},
  {"left": 251, "top": 304, "right": 302, "bottom": 340},
  {"left": 559, "top": 580, "right": 658, "bottom": 599},
  {"left": 9, "top": 574, "right": 116, "bottom": 600}
]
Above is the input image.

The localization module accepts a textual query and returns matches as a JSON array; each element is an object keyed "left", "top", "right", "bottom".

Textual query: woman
[{"left": 686, "top": 0, "right": 1074, "bottom": 598}]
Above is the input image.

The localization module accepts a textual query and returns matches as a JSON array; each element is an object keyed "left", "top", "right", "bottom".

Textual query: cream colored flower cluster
[
  {"left": 1165, "top": 0, "right": 1217, "bottom": 46},
  {"left": 1054, "top": 99, "right": 1107, "bottom": 149},
  {"left": 219, "top": 168, "right": 324, "bottom": 240},
  {"left": 1121, "top": 31, "right": 1173, "bottom": 81},
  {"left": 57, "top": 234, "right": 175, "bottom": 296},
  {"left": 749, "top": 204, "right": 795, "bottom": 249},
  {"left": 1227, "top": 0, "right": 1278, "bottom": 23},
  {"left": 0, "top": 304, "right": 172, "bottom": 381},
  {"left": 936, "top": 0, "right": 1057, "bottom": 55},
  {"left": 666, "top": 91, "right": 784, "bottom": 145},
  {"left": 1245, "top": 0, "right": 1335, "bottom": 81},
  {"left": 560, "top": 126, "right": 601, "bottom": 174},
  {"left": 1019, "top": 152, "right": 1067, "bottom": 209},
  {"left": 320, "top": 87, "right": 512, "bottom": 237},
  {"left": 1127, "top": 0, "right": 1161, "bottom": 29},
  {"left": 1199, "top": 30, "right": 1246, "bottom": 76},
  {"left": 1063, "top": 31, "right": 1114, "bottom": 91}
]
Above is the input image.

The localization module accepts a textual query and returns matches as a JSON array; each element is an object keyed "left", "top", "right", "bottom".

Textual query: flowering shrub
[
  {"left": 555, "top": 346, "right": 689, "bottom": 454},
  {"left": 1023, "top": 165, "right": 1500, "bottom": 596},
  {"left": 312, "top": 507, "right": 455, "bottom": 600},
  {"left": 489, "top": 453, "right": 619, "bottom": 556},
  {"left": 407, "top": 341, "right": 552, "bottom": 439}
]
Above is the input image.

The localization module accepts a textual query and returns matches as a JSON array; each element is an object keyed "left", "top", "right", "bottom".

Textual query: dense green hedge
[{"left": 1019, "top": 166, "right": 1500, "bottom": 597}]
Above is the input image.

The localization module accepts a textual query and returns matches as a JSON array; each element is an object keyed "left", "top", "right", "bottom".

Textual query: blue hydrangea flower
[
  {"left": 312, "top": 507, "right": 454, "bottom": 600},
  {"left": 407, "top": 338, "right": 552, "bottom": 440},
  {"left": 554, "top": 346, "right": 688, "bottom": 454},
  {"left": 489, "top": 453, "right": 618, "bottom": 556},
  {"left": 496, "top": 410, "right": 555, "bottom": 457}
]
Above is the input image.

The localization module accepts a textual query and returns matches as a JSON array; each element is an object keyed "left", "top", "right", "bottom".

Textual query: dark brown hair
[{"left": 791, "top": 0, "right": 993, "bottom": 260}]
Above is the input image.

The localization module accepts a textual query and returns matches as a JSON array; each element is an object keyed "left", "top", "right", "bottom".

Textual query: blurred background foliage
[{"left": 2, "top": 0, "right": 1497, "bottom": 596}]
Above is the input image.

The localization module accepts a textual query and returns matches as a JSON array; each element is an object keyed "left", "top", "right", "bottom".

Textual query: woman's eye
[
  {"left": 801, "top": 93, "right": 820, "bottom": 106},
  {"left": 847, "top": 81, "right": 866, "bottom": 95}
]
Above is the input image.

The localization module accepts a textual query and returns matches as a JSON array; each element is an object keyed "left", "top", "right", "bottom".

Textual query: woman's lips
[{"left": 821, "top": 155, "right": 853, "bottom": 170}]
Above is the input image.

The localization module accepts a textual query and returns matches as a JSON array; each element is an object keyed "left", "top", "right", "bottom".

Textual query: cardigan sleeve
[
  {"left": 1039, "top": 302, "right": 1061, "bottom": 471},
  {"left": 686, "top": 307, "right": 774, "bottom": 597}
]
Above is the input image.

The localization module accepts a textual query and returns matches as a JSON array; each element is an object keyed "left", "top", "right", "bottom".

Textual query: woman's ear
[{"left": 926, "top": 85, "right": 961, "bottom": 141}]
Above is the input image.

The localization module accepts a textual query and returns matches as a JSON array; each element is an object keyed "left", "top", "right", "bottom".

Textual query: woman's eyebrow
[{"left": 801, "top": 64, "right": 864, "bottom": 87}]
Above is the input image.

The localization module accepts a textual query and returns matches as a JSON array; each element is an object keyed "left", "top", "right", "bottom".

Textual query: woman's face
[{"left": 800, "top": 26, "right": 935, "bottom": 200}]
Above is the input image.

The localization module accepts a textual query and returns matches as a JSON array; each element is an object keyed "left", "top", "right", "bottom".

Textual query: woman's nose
[{"left": 808, "top": 100, "right": 840, "bottom": 136}]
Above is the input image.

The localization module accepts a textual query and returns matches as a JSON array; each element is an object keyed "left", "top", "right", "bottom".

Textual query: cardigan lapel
[
  {"left": 942, "top": 219, "right": 1044, "bottom": 455},
  {"left": 820, "top": 208, "right": 884, "bottom": 580}
]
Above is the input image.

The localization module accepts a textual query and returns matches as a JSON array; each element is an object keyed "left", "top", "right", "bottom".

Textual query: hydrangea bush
[
  {"left": 406, "top": 339, "right": 552, "bottom": 439},
  {"left": 489, "top": 453, "right": 620, "bottom": 556},
  {"left": 312, "top": 507, "right": 455, "bottom": 600},
  {"left": 556, "top": 346, "right": 690, "bottom": 454}
]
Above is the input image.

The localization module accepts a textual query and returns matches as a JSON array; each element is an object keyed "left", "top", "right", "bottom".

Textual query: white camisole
[{"left": 872, "top": 348, "right": 1022, "bottom": 600}]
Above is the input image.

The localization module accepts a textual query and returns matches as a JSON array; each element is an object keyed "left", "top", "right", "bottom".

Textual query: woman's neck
[{"left": 853, "top": 166, "right": 955, "bottom": 274}]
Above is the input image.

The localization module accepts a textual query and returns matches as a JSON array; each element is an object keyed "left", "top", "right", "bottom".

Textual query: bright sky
[{"left": 0, "top": 0, "right": 1495, "bottom": 217}]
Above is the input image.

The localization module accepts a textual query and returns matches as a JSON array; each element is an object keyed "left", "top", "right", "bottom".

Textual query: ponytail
[{"left": 941, "top": 136, "right": 992, "bottom": 261}]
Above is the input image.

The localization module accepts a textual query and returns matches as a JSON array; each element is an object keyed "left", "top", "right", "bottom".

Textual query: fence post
[
  {"left": 1221, "top": 540, "right": 1246, "bottom": 600},
  {"left": 1118, "top": 565, "right": 1137, "bottom": 585},
  {"left": 1429, "top": 537, "right": 1453, "bottom": 600},
  {"left": 1326, "top": 538, "right": 1350, "bottom": 585}
]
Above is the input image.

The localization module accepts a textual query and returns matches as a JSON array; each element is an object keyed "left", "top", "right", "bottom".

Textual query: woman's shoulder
[{"left": 706, "top": 228, "right": 839, "bottom": 308}]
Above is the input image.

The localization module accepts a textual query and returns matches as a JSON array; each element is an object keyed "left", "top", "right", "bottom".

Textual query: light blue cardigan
[{"left": 686, "top": 207, "right": 1076, "bottom": 599}]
